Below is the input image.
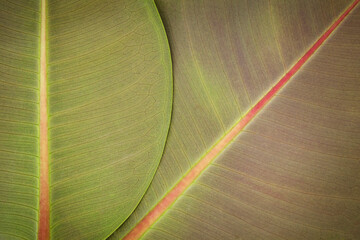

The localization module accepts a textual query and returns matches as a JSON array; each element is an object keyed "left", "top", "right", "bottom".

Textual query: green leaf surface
[
  {"left": 113, "top": 0, "right": 360, "bottom": 239},
  {"left": 0, "top": 1, "right": 40, "bottom": 239},
  {"left": 1, "top": 0, "right": 359, "bottom": 239},
  {"left": 0, "top": 0, "right": 172, "bottom": 239}
]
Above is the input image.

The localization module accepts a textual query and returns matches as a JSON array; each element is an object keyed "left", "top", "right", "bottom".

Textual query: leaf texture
[
  {"left": 47, "top": 0, "right": 172, "bottom": 239},
  {"left": 0, "top": 0, "right": 172, "bottom": 239},
  {"left": 0, "top": 1, "right": 40, "bottom": 239},
  {"left": 140, "top": 4, "right": 360, "bottom": 239},
  {"left": 112, "top": 0, "right": 357, "bottom": 238}
]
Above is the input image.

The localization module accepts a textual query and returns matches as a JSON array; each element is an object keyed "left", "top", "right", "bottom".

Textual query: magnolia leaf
[
  {"left": 113, "top": 0, "right": 360, "bottom": 239},
  {"left": 0, "top": 0, "right": 172, "bottom": 239}
]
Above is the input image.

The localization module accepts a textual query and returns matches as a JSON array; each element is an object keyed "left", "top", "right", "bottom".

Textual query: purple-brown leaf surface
[{"left": 113, "top": 0, "right": 360, "bottom": 239}]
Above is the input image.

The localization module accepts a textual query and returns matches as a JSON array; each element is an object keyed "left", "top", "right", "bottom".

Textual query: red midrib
[
  {"left": 39, "top": 0, "right": 49, "bottom": 239},
  {"left": 123, "top": 0, "right": 360, "bottom": 239}
]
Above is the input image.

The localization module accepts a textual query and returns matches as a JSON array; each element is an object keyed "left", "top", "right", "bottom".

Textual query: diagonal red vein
[{"left": 124, "top": 1, "right": 360, "bottom": 239}]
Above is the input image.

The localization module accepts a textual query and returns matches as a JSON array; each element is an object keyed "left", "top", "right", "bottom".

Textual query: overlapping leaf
[
  {"left": 113, "top": 0, "right": 360, "bottom": 239},
  {"left": 141, "top": 6, "right": 360, "bottom": 238},
  {"left": 0, "top": 0, "right": 172, "bottom": 239}
]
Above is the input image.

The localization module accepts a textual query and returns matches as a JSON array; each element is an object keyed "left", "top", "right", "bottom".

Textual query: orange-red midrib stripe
[
  {"left": 38, "top": 0, "right": 49, "bottom": 239},
  {"left": 124, "top": 0, "right": 359, "bottom": 239}
]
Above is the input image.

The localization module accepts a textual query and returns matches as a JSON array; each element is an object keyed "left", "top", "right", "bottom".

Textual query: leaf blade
[
  {"left": 0, "top": 1, "right": 40, "bottom": 239},
  {"left": 114, "top": 0, "right": 358, "bottom": 239},
  {"left": 140, "top": 2, "right": 360, "bottom": 239},
  {"left": 46, "top": 0, "right": 173, "bottom": 239},
  {"left": 0, "top": 0, "right": 173, "bottom": 239}
]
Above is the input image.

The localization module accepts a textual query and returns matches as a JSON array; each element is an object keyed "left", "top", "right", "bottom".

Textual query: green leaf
[
  {"left": 0, "top": 0, "right": 172, "bottom": 239},
  {"left": 1, "top": 0, "right": 360, "bottom": 239},
  {"left": 113, "top": 0, "right": 360, "bottom": 239}
]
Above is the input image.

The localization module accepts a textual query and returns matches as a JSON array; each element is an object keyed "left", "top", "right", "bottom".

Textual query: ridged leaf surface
[
  {"left": 0, "top": 0, "right": 172, "bottom": 239},
  {"left": 142, "top": 5, "right": 360, "bottom": 238},
  {"left": 114, "top": 0, "right": 360, "bottom": 239}
]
